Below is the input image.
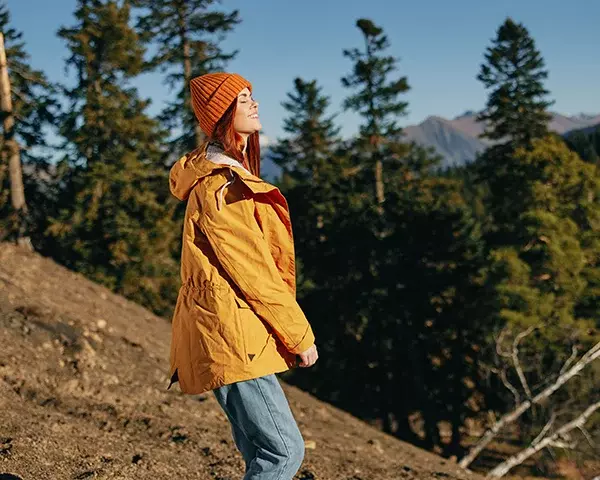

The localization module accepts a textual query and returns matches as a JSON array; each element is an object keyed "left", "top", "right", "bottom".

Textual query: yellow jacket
[{"left": 167, "top": 142, "right": 315, "bottom": 394}]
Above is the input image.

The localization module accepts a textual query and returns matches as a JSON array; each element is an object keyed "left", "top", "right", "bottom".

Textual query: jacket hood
[{"left": 169, "top": 143, "right": 252, "bottom": 201}]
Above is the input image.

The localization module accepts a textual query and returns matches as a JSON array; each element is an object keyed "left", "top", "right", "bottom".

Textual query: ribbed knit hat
[{"left": 190, "top": 73, "right": 252, "bottom": 137}]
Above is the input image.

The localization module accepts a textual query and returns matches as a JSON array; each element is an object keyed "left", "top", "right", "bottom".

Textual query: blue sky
[{"left": 6, "top": 0, "right": 600, "bottom": 143}]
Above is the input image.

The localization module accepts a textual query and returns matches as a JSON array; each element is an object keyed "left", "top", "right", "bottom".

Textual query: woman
[{"left": 167, "top": 72, "right": 318, "bottom": 479}]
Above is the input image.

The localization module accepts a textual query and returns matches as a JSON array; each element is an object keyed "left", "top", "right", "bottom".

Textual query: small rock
[
  {"left": 89, "top": 332, "right": 103, "bottom": 343},
  {"left": 304, "top": 439, "right": 316, "bottom": 449},
  {"left": 367, "top": 438, "right": 384, "bottom": 454},
  {"left": 298, "top": 469, "right": 317, "bottom": 480},
  {"left": 0, "top": 437, "right": 13, "bottom": 456},
  {"left": 97, "top": 319, "right": 107, "bottom": 330}
]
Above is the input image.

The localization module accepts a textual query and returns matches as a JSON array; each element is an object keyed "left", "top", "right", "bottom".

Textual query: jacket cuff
[{"left": 289, "top": 326, "right": 316, "bottom": 355}]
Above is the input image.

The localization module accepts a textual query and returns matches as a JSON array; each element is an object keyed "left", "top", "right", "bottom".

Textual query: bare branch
[
  {"left": 482, "top": 361, "right": 520, "bottom": 404},
  {"left": 577, "top": 425, "right": 595, "bottom": 448},
  {"left": 531, "top": 412, "right": 555, "bottom": 446},
  {"left": 496, "top": 326, "right": 511, "bottom": 358},
  {"left": 486, "top": 401, "right": 600, "bottom": 477},
  {"left": 459, "top": 340, "right": 600, "bottom": 469},
  {"left": 512, "top": 326, "right": 536, "bottom": 399},
  {"left": 547, "top": 439, "right": 576, "bottom": 449},
  {"left": 559, "top": 345, "right": 579, "bottom": 376},
  {"left": 499, "top": 368, "right": 520, "bottom": 405}
]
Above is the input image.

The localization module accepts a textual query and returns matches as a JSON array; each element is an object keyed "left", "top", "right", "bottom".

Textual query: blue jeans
[{"left": 212, "top": 374, "right": 305, "bottom": 479}]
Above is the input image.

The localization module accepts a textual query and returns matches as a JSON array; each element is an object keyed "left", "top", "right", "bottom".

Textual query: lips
[{"left": 248, "top": 113, "right": 259, "bottom": 119}]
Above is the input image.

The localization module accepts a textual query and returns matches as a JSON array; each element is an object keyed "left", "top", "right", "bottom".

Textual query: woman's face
[{"left": 233, "top": 87, "right": 261, "bottom": 136}]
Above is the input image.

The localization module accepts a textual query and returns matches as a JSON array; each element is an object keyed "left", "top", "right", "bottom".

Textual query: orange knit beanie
[{"left": 189, "top": 72, "right": 252, "bottom": 137}]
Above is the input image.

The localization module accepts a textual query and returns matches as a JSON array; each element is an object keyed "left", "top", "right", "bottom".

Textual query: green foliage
[
  {"left": 43, "top": 0, "right": 180, "bottom": 316},
  {"left": 342, "top": 18, "right": 409, "bottom": 140},
  {"left": 0, "top": 3, "right": 58, "bottom": 157},
  {"left": 565, "top": 125, "right": 600, "bottom": 165},
  {"left": 276, "top": 38, "right": 490, "bottom": 455},
  {"left": 132, "top": 0, "right": 240, "bottom": 151},
  {"left": 341, "top": 18, "right": 410, "bottom": 207},
  {"left": 477, "top": 136, "right": 599, "bottom": 458},
  {"left": 0, "top": 2, "right": 59, "bottom": 241},
  {"left": 477, "top": 17, "right": 553, "bottom": 147},
  {"left": 484, "top": 135, "right": 599, "bottom": 334},
  {"left": 271, "top": 78, "right": 341, "bottom": 184},
  {"left": 2, "top": 5, "right": 597, "bottom": 471}
]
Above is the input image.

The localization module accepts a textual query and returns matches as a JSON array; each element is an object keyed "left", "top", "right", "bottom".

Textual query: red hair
[{"left": 210, "top": 100, "right": 261, "bottom": 177}]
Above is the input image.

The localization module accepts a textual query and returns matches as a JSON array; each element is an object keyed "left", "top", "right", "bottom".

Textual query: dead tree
[
  {"left": 0, "top": 32, "right": 32, "bottom": 250},
  {"left": 459, "top": 332, "right": 600, "bottom": 470},
  {"left": 487, "top": 401, "right": 600, "bottom": 477}
]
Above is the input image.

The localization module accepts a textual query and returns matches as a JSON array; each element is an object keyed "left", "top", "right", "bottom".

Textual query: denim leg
[
  {"left": 212, "top": 374, "right": 305, "bottom": 480},
  {"left": 214, "top": 389, "right": 257, "bottom": 469}
]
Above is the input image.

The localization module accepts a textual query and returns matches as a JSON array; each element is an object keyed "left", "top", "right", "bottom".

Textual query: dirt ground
[{"left": 0, "top": 241, "right": 484, "bottom": 480}]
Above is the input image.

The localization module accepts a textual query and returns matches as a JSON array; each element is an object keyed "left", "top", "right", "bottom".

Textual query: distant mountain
[
  {"left": 563, "top": 120, "right": 600, "bottom": 137},
  {"left": 259, "top": 112, "right": 600, "bottom": 180},
  {"left": 403, "top": 116, "right": 487, "bottom": 167},
  {"left": 402, "top": 112, "right": 600, "bottom": 167}
]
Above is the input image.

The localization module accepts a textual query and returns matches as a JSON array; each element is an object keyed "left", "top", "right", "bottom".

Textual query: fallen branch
[
  {"left": 486, "top": 401, "right": 600, "bottom": 477},
  {"left": 459, "top": 341, "right": 600, "bottom": 469},
  {"left": 511, "top": 326, "right": 536, "bottom": 399}
]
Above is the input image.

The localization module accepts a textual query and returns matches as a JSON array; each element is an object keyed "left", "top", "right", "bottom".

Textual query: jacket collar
[{"left": 169, "top": 142, "right": 278, "bottom": 201}]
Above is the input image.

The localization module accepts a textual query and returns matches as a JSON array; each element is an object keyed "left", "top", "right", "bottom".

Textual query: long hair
[{"left": 210, "top": 100, "right": 261, "bottom": 177}]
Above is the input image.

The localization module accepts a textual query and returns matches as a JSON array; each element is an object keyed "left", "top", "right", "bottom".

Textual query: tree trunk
[
  {"left": 363, "top": 33, "right": 384, "bottom": 210},
  {"left": 375, "top": 156, "right": 384, "bottom": 205},
  {"left": 0, "top": 33, "right": 31, "bottom": 250}
]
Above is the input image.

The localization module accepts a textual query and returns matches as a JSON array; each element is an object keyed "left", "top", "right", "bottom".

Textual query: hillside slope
[{"left": 0, "top": 242, "right": 477, "bottom": 480}]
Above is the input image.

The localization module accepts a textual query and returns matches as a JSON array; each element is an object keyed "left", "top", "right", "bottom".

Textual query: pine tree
[
  {"left": 271, "top": 78, "right": 340, "bottom": 184},
  {"left": 338, "top": 19, "right": 493, "bottom": 452},
  {"left": 132, "top": 0, "right": 240, "bottom": 151},
  {"left": 481, "top": 137, "right": 600, "bottom": 449},
  {"left": 565, "top": 126, "right": 600, "bottom": 165},
  {"left": 269, "top": 78, "right": 347, "bottom": 286},
  {"left": 487, "top": 138, "right": 593, "bottom": 335},
  {"left": 477, "top": 17, "right": 553, "bottom": 147},
  {"left": 341, "top": 18, "right": 410, "bottom": 208},
  {"left": 45, "top": 0, "right": 179, "bottom": 316},
  {"left": 0, "top": 2, "right": 58, "bottom": 243},
  {"left": 269, "top": 78, "right": 353, "bottom": 379},
  {"left": 474, "top": 19, "right": 599, "bottom": 452},
  {"left": 270, "top": 76, "right": 378, "bottom": 425}
]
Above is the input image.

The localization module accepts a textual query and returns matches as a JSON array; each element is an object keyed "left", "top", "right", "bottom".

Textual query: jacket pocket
[
  {"left": 234, "top": 296, "right": 271, "bottom": 365},
  {"left": 188, "top": 288, "right": 245, "bottom": 365}
]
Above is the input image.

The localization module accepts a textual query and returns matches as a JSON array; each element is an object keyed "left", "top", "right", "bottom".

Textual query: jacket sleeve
[{"left": 195, "top": 171, "right": 315, "bottom": 355}]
